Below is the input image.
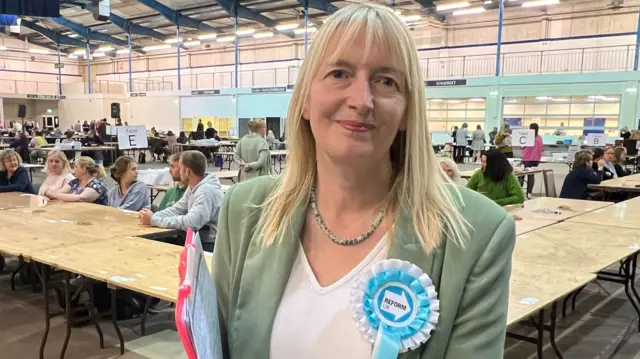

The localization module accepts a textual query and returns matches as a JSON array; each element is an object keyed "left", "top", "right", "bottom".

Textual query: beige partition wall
[{"left": 129, "top": 95, "right": 180, "bottom": 132}]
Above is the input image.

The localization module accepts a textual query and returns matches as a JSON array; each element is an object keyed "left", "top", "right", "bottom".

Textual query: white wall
[
  {"left": 2, "top": 98, "right": 58, "bottom": 126},
  {"left": 57, "top": 95, "right": 130, "bottom": 130},
  {"left": 129, "top": 95, "right": 180, "bottom": 132}
]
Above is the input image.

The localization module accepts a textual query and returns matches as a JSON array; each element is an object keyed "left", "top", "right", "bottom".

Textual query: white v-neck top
[{"left": 270, "top": 237, "right": 388, "bottom": 359}]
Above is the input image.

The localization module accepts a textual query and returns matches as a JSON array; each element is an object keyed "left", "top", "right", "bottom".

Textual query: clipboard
[{"left": 175, "top": 228, "right": 223, "bottom": 359}]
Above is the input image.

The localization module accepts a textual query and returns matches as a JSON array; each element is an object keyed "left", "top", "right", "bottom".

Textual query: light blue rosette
[{"left": 351, "top": 259, "right": 439, "bottom": 359}]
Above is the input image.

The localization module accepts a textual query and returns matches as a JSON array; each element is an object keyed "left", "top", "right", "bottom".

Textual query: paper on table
[{"left": 176, "top": 230, "right": 223, "bottom": 359}]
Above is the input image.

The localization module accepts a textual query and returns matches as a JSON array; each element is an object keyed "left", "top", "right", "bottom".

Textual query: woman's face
[
  {"left": 604, "top": 148, "right": 614, "bottom": 161},
  {"left": 123, "top": 162, "right": 139, "bottom": 184},
  {"left": 3, "top": 155, "right": 19, "bottom": 172},
  {"left": 481, "top": 155, "right": 487, "bottom": 170},
  {"left": 304, "top": 31, "right": 407, "bottom": 164},
  {"left": 620, "top": 150, "right": 627, "bottom": 161},
  {"left": 47, "top": 154, "right": 63, "bottom": 175},
  {"left": 73, "top": 163, "right": 86, "bottom": 178},
  {"left": 440, "top": 162, "right": 455, "bottom": 180}
]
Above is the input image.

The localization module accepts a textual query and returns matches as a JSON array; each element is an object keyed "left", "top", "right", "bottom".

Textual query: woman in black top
[
  {"left": 82, "top": 121, "right": 90, "bottom": 133},
  {"left": 560, "top": 150, "right": 605, "bottom": 200},
  {"left": 177, "top": 131, "right": 188, "bottom": 144},
  {"left": 612, "top": 146, "right": 631, "bottom": 178},
  {"left": 0, "top": 149, "right": 35, "bottom": 194},
  {"left": 591, "top": 147, "right": 616, "bottom": 180}
]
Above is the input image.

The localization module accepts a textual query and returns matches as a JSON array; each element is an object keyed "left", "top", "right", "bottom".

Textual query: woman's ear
[{"left": 302, "top": 105, "right": 310, "bottom": 121}]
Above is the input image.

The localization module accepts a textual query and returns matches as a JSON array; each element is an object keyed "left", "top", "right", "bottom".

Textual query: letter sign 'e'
[{"left": 129, "top": 135, "right": 136, "bottom": 147}]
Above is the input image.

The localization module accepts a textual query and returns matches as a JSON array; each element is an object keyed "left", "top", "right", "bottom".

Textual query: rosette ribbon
[{"left": 351, "top": 259, "right": 440, "bottom": 359}]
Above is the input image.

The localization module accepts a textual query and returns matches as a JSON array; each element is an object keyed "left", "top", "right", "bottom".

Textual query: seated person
[
  {"left": 81, "top": 130, "right": 105, "bottom": 165},
  {"left": 158, "top": 154, "right": 188, "bottom": 211},
  {"left": 560, "top": 150, "right": 605, "bottom": 199},
  {"left": 39, "top": 150, "right": 75, "bottom": 196},
  {"left": 177, "top": 131, "right": 188, "bottom": 144},
  {"left": 612, "top": 146, "right": 631, "bottom": 178},
  {"left": 139, "top": 150, "right": 223, "bottom": 252},
  {"left": 10, "top": 133, "right": 29, "bottom": 158},
  {"left": 44, "top": 156, "right": 108, "bottom": 205},
  {"left": 107, "top": 156, "right": 150, "bottom": 211},
  {"left": 438, "top": 157, "right": 464, "bottom": 185},
  {"left": 0, "top": 149, "right": 35, "bottom": 194},
  {"left": 467, "top": 149, "right": 524, "bottom": 206},
  {"left": 29, "top": 130, "right": 48, "bottom": 163},
  {"left": 591, "top": 147, "right": 616, "bottom": 180},
  {"left": 61, "top": 130, "right": 75, "bottom": 144}
]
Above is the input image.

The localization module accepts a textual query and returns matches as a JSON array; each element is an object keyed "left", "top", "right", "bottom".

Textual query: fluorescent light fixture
[
  {"left": 535, "top": 96, "right": 553, "bottom": 100},
  {"left": 73, "top": 49, "right": 86, "bottom": 55},
  {"left": 183, "top": 40, "right": 201, "bottom": 47},
  {"left": 198, "top": 33, "right": 217, "bottom": 40},
  {"left": 448, "top": 100, "right": 463, "bottom": 103},
  {"left": 142, "top": 44, "right": 171, "bottom": 51},
  {"left": 484, "top": 0, "right": 492, "bottom": 3},
  {"left": 275, "top": 22, "right": 300, "bottom": 31},
  {"left": 68, "top": 34, "right": 78, "bottom": 38},
  {"left": 453, "top": 7, "right": 486, "bottom": 16},
  {"left": 93, "top": 52, "right": 106, "bottom": 57},
  {"left": 28, "top": 49, "right": 49, "bottom": 54},
  {"left": 253, "top": 31, "right": 274, "bottom": 39},
  {"left": 165, "top": 37, "right": 182, "bottom": 44},
  {"left": 522, "top": 0, "right": 559, "bottom": 7},
  {"left": 98, "top": 46, "right": 113, "bottom": 52},
  {"left": 0, "top": 46, "right": 6, "bottom": 51},
  {"left": 68, "top": 53, "right": 76, "bottom": 59},
  {"left": 437, "top": 1, "right": 470, "bottom": 11},
  {"left": 469, "top": 98, "right": 485, "bottom": 102},
  {"left": 294, "top": 27, "right": 317, "bottom": 34},
  {"left": 552, "top": 98, "right": 569, "bottom": 101},
  {"left": 401, "top": 14, "right": 421, "bottom": 23},
  {"left": 430, "top": 99, "right": 443, "bottom": 102},
  {"left": 626, "top": 87, "right": 638, "bottom": 93},
  {"left": 116, "top": 48, "right": 130, "bottom": 54},
  {"left": 236, "top": 28, "right": 256, "bottom": 36},
  {"left": 217, "top": 35, "right": 236, "bottom": 43}
]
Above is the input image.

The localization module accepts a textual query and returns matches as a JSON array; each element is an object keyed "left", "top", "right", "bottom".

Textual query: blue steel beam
[
  {"left": 136, "top": 0, "right": 221, "bottom": 33},
  {"left": 216, "top": 0, "right": 277, "bottom": 28},
  {"left": 296, "top": 0, "right": 338, "bottom": 14},
  {"left": 412, "top": 0, "right": 436, "bottom": 7},
  {"left": 59, "top": 0, "right": 170, "bottom": 42},
  {"left": 49, "top": 17, "right": 129, "bottom": 46},
  {"left": 20, "top": 19, "right": 98, "bottom": 49}
]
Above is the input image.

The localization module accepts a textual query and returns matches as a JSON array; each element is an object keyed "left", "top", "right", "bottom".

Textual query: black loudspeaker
[
  {"left": 110, "top": 102, "right": 120, "bottom": 118},
  {"left": 17, "top": 104, "right": 26, "bottom": 118}
]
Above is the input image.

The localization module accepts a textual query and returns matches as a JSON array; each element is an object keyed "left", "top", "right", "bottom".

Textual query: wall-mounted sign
[
  {"left": 512, "top": 129, "right": 535, "bottom": 147},
  {"left": 54, "top": 63, "right": 64, "bottom": 69},
  {"left": 191, "top": 89, "right": 221, "bottom": 95},
  {"left": 27, "top": 94, "right": 60, "bottom": 100},
  {"left": 130, "top": 92, "right": 147, "bottom": 97},
  {"left": 252, "top": 87, "right": 287, "bottom": 93},
  {"left": 425, "top": 79, "right": 467, "bottom": 87},
  {"left": 586, "top": 133, "right": 607, "bottom": 147}
]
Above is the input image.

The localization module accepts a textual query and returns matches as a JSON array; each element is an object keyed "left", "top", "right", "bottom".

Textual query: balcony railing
[{"left": 1, "top": 45, "right": 638, "bottom": 96}]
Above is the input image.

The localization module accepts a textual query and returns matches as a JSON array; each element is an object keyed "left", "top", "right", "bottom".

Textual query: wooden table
[
  {"left": 588, "top": 173, "right": 640, "bottom": 193},
  {"left": 0, "top": 192, "right": 49, "bottom": 211},
  {"left": 566, "top": 196, "right": 640, "bottom": 230},
  {"left": 506, "top": 197, "right": 613, "bottom": 222},
  {"left": 513, "top": 217, "right": 556, "bottom": 236}
]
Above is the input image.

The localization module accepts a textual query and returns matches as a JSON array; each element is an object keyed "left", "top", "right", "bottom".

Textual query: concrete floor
[{"left": 2, "top": 159, "right": 639, "bottom": 358}]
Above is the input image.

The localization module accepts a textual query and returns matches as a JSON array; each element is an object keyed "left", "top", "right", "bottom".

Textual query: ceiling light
[
  {"left": 28, "top": 49, "right": 49, "bottom": 54},
  {"left": 116, "top": 48, "right": 130, "bottom": 54},
  {"left": 401, "top": 14, "right": 421, "bottom": 23},
  {"left": 453, "top": 7, "right": 486, "bottom": 15},
  {"left": 448, "top": 100, "right": 463, "bottom": 103},
  {"left": 253, "top": 31, "right": 274, "bottom": 39},
  {"left": 68, "top": 34, "right": 78, "bottom": 38},
  {"left": 73, "top": 48, "right": 86, "bottom": 55},
  {"left": 626, "top": 87, "right": 638, "bottom": 93},
  {"left": 436, "top": 1, "right": 470, "bottom": 11},
  {"left": 217, "top": 35, "right": 236, "bottom": 43},
  {"left": 165, "top": 37, "right": 182, "bottom": 44},
  {"left": 68, "top": 53, "right": 76, "bottom": 59},
  {"left": 98, "top": 46, "right": 113, "bottom": 52},
  {"left": 294, "top": 27, "right": 317, "bottom": 34},
  {"left": 0, "top": 46, "right": 6, "bottom": 51},
  {"left": 198, "top": 33, "right": 217, "bottom": 40},
  {"left": 183, "top": 40, "right": 201, "bottom": 47},
  {"left": 522, "top": 0, "right": 559, "bottom": 7},
  {"left": 469, "top": 98, "right": 485, "bottom": 102},
  {"left": 484, "top": 0, "right": 493, "bottom": 3},
  {"left": 535, "top": 96, "right": 553, "bottom": 100},
  {"left": 275, "top": 22, "right": 300, "bottom": 31},
  {"left": 142, "top": 44, "right": 172, "bottom": 51},
  {"left": 430, "top": 99, "right": 443, "bottom": 102},
  {"left": 552, "top": 98, "right": 569, "bottom": 102},
  {"left": 236, "top": 28, "right": 256, "bottom": 36},
  {"left": 93, "top": 52, "right": 106, "bottom": 58}
]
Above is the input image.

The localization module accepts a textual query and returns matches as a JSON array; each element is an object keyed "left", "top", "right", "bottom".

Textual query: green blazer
[
  {"left": 467, "top": 171, "right": 525, "bottom": 206},
  {"left": 233, "top": 133, "right": 272, "bottom": 182},
  {"left": 213, "top": 176, "right": 515, "bottom": 359}
]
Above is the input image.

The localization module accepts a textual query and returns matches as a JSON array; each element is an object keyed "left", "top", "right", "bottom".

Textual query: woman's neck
[
  {"left": 120, "top": 180, "right": 131, "bottom": 194},
  {"left": 315, "top": 153, "right": 392, "bottom": 214}
]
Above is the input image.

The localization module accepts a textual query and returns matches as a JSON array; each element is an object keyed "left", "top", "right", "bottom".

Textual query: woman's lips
[{"left": 336, "top": 120, "right": 376, "bottom": 133}]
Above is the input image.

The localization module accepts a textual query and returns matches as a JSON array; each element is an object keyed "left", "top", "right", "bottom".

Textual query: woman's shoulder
[{"left": 224, "top": 176, "right": 279, "bottom": 211}]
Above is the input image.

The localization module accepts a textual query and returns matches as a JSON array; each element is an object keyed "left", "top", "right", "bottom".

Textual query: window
[
  {"left": 503, "top": 95, "right": 620, "bottom": 136},
  {"left": 426, "top": 98, "right": 486, "bottom": 132}
]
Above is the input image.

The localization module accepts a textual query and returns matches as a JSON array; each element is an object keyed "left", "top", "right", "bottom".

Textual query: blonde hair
[
  {"left": 75, "top": 156, "right": 106, "bottom": 178},
  {"left": 499, "top": 123, "right": 510, "bottom": 136},
  {"left": 43, "top": 150, "right": 72, "bottom": 175},
  {"left": 438, "top": 157, "right": 462, "bottom": 183},
  {"left": 0, "top": 149, "right": 22, "bottom": 171},
  {"left": 254, "top": 3, "right": 469, "bottom": 251},
  {"left": 248, "top": 118, "right": 266, "bottom": 133}
]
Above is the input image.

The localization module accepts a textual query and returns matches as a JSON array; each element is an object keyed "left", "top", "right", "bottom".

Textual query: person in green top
[
  {"left": 158, "top": 154, "right": 187, "bottom": 211},
  {"left": 467, "top": 149, "right": 524, "bottom": 206},
  {"left": 494, "top": 123, "right": 513, "bottom": 158},
  {"left": 234, "top": 118, "right": 272, "bottom": 182}
]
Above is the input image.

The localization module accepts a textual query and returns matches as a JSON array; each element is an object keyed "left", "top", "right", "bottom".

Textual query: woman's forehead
[{"left": 322, "top": 27, "right": 404, "bottom": 71}]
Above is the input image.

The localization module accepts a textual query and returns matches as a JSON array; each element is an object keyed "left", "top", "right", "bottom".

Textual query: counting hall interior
[{"left": 2, "top": 0, "right": 640, "bottom": 358}]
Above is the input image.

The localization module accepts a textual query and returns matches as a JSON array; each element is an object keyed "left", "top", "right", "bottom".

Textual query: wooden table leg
[
  {"left": 60, "top": 272, "right": 72, "bottom": 359},
  {"left": 39, "top": 264, "right": 50, "bottom": 359},
  {"left": 110, "top": 288, "right": 125, "bottom": 355}
]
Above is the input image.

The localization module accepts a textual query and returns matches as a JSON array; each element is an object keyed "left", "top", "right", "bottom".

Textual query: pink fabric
[
  {"left": 39, "top": 173, "right": 75, "bottom": 196},
  {"left": 522, "top": 135, "right": 544, "bottom": 161}
]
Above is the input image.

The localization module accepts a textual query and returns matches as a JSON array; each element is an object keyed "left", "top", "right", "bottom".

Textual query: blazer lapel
[{"left": 231, "top": 199, "right": 307, "bottom": 358}]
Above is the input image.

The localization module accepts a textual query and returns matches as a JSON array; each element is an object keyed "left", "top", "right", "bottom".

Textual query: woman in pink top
[
  {"left": 39, "top": 150, "right": 75, "bottom": 197},
  {"left": 519, "top": 123, "right": 544, "bottom": 198}
]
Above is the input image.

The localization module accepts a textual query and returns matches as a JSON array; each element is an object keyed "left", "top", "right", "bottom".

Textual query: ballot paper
[{"left": 175, "top": 229, "right": 223, "bottom": 359}]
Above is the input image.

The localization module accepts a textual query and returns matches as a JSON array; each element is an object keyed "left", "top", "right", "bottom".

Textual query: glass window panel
[
  {"left": 570, "top": 103, "right": 595, "bottom": 115},
  {"left": 428, "top": 121, "right": 448, "bottom": 131},
  {"left": 547, "top": 104, "right": 570, "bottom": 115},
  {"left": 503, "top": 104, "right": 524, "bottom": 115},
  {"left": 594, "top": 103, "right": 620, "bottom": 114},
  {"left": 524, "top": 104, "right": 547, "bottom": 115}
]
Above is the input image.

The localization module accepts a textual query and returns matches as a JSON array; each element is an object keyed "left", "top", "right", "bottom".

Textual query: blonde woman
[
  {"left": 45, "top": 156, "right": 108, "bottom": 205},
  {"left": 213, "top": 4, "right": 515, "bottom": 359},
  {"left": 233, "top": 118, "right": 272, "bottom": 182},
  {"left": 494, "top": 123, "right": 513, "bottom": 158},
  {"left": 438, "top": 157, "right": 463, "bottom": 185},
  {"left": 39, "top": 150, "right": 75, "bottom": 196}
]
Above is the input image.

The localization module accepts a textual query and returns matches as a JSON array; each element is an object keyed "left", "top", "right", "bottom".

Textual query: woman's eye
[
  {"left": 379, "top": 77, "right": 396, "bottom": 87},
  {"left": 329, "top": 70, "right": 347, "bottom": 79}
]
